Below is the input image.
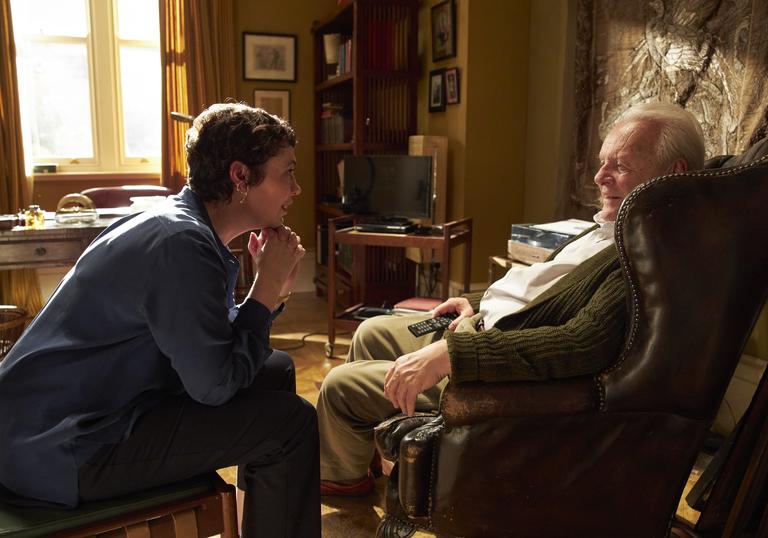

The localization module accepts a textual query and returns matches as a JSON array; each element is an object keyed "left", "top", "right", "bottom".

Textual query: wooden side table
[
  {"left": 487, "top": 255, "right": 530, "bottom": 284},
  {"left": 325, "top": 217, "right": 473, "bottom": 357}
]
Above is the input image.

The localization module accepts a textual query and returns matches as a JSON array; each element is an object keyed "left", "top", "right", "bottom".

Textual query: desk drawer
[{"left": 1, "top": 240, "right": 83, "bottom": 267}]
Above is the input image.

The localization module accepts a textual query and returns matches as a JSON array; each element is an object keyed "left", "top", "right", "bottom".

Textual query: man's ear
[
  {"left": 228, "top": 161, "right": 249, "bottom": 185},
  {"left": 670, "top": 158, "right": 688, "bottom": 173}
]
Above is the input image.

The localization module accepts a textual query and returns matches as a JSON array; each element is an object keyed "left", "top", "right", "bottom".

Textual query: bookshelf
[{"left": 311, "top": 0, "right": 419, "bottom": 309}]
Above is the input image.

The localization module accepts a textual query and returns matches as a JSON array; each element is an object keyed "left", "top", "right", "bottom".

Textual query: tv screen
[{"left": 342, "top": 155, "right": 433, "bottom": 219}]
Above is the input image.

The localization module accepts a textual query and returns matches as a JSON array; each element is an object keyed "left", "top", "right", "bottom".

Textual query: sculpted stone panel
[{"left": 568, "top": 0, "right": 768, "bottom": 217}]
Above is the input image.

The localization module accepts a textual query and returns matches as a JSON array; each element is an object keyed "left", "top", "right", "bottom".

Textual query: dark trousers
[{"left": 77, "top": 350, "right": 320, "bottom": 538}]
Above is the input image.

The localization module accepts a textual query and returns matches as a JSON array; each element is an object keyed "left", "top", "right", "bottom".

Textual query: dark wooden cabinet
[{"left": 311, "top": 0, "right": 420, "bottom": 308}]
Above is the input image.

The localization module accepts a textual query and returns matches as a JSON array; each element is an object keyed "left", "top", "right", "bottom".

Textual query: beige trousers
[{"left": 317, "top": 312, "right": 479, "bottom": 481}]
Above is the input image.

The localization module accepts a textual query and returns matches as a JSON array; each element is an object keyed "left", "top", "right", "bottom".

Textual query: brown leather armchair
[{"left": 374, "top": 142, "right": 768, "bottom": 538}]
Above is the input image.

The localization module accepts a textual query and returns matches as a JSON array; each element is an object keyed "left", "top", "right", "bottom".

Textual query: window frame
[{"left": 13, "top": 0, "right": 161, "bottom": 175}]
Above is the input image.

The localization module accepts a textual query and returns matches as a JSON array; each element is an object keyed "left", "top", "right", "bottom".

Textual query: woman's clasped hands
[{"left": 248, "top": 225, "right": 305, "bottom": 310}]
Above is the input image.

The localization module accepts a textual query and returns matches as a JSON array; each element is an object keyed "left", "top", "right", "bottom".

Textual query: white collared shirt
[{"left": 479, "top": 214, "right": 615, "bottom": 329}]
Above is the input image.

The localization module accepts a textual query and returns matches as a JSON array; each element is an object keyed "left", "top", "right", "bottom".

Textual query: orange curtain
[
  {"left": 0, "top": 0, "right": 42, "bottom": 315},
  {"left": 160, "top": 0, "right": 237, "bottom": 193}
]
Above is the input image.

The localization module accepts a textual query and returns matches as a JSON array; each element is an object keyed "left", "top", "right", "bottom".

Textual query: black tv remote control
[{"left": 407, "top": 313, "right": 459, "bottom": 337}]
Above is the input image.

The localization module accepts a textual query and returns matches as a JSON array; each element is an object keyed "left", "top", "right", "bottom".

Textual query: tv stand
[{"left": 325, "top": 216, "right": 473, "bottom": 357}]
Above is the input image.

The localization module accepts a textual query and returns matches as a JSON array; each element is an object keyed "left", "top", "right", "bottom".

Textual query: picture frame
[
  {"left": 428, "top": 69, "right": 446, "bottom": 113},
  {"left": 431, "top": 0, "right": 456, "bottom": 62},
  {"left": 243, "top": 33, "right": 297, "bottom": 82},
  {"left": 444, "top": 67, "right": 460, "bottom": 105},
  {"left": 254, "top": 89, "right": 291, "bottom": 120}
]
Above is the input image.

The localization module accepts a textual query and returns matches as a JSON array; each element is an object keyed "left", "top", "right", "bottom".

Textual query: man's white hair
[{"left": 617, "top": 101, "right": 706, "bottom": 170}]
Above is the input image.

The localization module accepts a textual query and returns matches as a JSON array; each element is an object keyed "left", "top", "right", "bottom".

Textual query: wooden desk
[
  {"left": 0, "top": 220, "right": 117, "bottom": 271},
  {"left": 0, "top": 216, "right": 254, "bottom": 300},
  {"left": 325, "top": 217, "right": 473, "bottom": 357}
]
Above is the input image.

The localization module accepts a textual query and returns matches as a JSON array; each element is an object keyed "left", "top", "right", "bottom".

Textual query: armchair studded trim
[{"left": 398, "top": 417, "right": 444, "bottom": 518}]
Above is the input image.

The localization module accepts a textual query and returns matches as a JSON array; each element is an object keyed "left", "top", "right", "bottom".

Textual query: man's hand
[
  {"left": 431, "top": 297, "right": 474, "bottom": 331},
  {"left": 383, "top": 339, "right": 451, "bottom": 416}
]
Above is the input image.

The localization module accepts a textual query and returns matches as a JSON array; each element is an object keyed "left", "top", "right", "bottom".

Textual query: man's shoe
[{"left": 320, "top": 475, "right": 375, "bottom": 496}]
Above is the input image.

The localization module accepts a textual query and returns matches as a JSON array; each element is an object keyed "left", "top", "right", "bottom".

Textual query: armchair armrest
[
  {"left": 379, "top": 377, "right": 599, "bottom": 519},
  {"left": 440, "top": 376, "right": 599, "bottom": 427},
  {"left": 398, "top": 416, "right": 444, "bottom": 518},
  {"left": 374, "top": 412, "right": 438, "bottom": 461},
  {"left": 374, "top": 414, "right": 444, "bottom": 518}
]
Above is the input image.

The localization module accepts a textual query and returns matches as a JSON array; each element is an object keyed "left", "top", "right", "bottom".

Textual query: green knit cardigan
[{"left": 446, "top": 244, "right": 627, "bottom": 384}]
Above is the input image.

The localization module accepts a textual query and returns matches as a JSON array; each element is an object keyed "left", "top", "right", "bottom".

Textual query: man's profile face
[{"left": 593, "top": 120, "right": 670, "bottom": 221}]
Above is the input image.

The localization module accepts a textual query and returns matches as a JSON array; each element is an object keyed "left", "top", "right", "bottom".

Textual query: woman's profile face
[{"left": 245, "top": 146, "right": 301, "bottom": 229}]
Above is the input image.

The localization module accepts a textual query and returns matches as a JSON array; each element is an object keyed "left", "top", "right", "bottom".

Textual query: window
[{"left": 11, "top": 0, "right": 161, "bottom": 174}]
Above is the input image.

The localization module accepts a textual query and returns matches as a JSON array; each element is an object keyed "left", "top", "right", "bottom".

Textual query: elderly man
[{"left": 317, "top": 101, "right": 706, "bottom": 496}]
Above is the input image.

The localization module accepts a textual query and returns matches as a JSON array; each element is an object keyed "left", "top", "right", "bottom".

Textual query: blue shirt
[{"left": 0, "top": 187, "right": 276, "bottom": 506}]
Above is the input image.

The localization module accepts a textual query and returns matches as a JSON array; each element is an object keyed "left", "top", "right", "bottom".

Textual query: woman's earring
[{"left": 236, "top": 183, "right": 249, "bottom": 204}]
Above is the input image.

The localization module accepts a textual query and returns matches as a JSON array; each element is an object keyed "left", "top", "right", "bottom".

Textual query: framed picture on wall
[
  {"left": 429, "top": 69, "right": 445, "bottom": 112},
  {"left": 431, "top": 0, "right": 456, "bottom": 61},
  {"left": 444, "top": 67, "right": 460, "bottom": 104},
  {"left": 243, "top": 33, "right": 297, "bottom": 81},
  {"left": 254, "top": 90, "right": 290, "bottom": 120}
]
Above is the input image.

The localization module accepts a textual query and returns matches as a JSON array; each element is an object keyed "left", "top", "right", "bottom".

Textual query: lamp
[{"left": 170, "top": 112, "right": 195, "bottom": 123}]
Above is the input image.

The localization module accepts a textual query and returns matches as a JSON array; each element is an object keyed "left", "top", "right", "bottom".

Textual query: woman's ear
[{"left": 228, "top": 161, "right": 250, "bottom": 185}]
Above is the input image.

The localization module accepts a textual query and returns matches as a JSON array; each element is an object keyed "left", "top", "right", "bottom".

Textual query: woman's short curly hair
[{"left": 185, "top": 103, "right": 296, "bottom": 203}]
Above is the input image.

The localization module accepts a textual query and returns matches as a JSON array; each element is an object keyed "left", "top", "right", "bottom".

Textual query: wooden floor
[{"left": 218, "top": 291, "right": 703, "bottom": 536}]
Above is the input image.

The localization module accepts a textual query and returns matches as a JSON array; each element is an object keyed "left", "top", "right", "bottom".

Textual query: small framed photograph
[
  {"left": 254, "top": 89, "right": 290, "bottom": 120},
  {"left": 444, "top": 67, "right": 460, "bottom": 105},
  {"left": 431, "top": 0, "right": 456, "bottom": 62},
  {"left": 243, "top": 33, "right": 297, "bottom": 82},
  {"left": 429, "top": 69, "right": 445, "bottom": 113}
]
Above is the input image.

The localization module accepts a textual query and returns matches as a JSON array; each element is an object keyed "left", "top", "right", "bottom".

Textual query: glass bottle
[{"left": 25, "top": 205, "right": 45, "bottom": 229}]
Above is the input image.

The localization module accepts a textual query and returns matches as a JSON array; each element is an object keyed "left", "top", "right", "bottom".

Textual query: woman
[{"left": 0, "top": 103, "right": 319, "bottom": 537}]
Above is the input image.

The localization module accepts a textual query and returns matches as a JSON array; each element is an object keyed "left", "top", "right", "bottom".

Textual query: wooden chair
[
  {"left": 80, "top": 186, "right": 173, "bottom": 208},
  {"left": 0, "top": 306, "right": 27, "bottom": 363},
  {"left": 0, "top": 473, "right": 237, "bottom": 537},
  {"left": 671, "top": 339, "right": 768, "bottom": 537},
  {"left": 374, "top": 144, "right": 768, "bottom": 537}
]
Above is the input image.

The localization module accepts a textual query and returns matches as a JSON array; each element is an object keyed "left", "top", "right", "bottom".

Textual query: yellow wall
[
  {"left": 235, "top": 0, "right": 337, "bottom": 249},
  {"left": 418, "top": 0, "right": 531, "bottom": 282},
  {"left": 464, "top": 1, "right": 530, "bottom": 280},
  {"left": 524, "top": 0, "right": 575, "bottom": 222}
]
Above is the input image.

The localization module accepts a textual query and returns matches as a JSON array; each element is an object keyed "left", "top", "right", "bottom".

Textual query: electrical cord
[{"left": 272, "top": 331, "right": 351, "bottom": 351}]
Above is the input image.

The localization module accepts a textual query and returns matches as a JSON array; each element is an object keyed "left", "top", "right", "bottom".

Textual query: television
[{"left": 342, "top": 155, "right": 433, "bottom": 220}]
